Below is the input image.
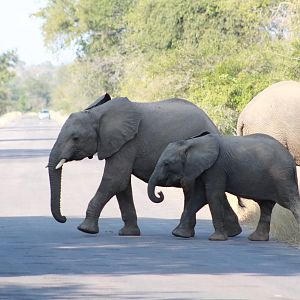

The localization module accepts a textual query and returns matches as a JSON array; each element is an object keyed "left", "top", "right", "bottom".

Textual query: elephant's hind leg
[
  {"left": 293, "top": 208, "right": 300, "bottom": 224},
  {"left": 248, "top": 200, "right": 275, "bottom": 241},
  {"left": 286, "top": 195, "right": 300, "bottom": 224},
  {"left": 223, "top": 195, "right": 242, "bottom": 237},
  {"left": 117, "top": 180, "right": 140, "bottom": 236}
]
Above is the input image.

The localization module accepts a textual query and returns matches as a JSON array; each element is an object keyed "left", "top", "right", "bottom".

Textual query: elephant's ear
[
  {"left": 97, "top": 98, "right": 142, "bottom": 159},
  {"left": 183, "top": 134, "right": 220, "bottom": 180},
  {"left": 85, "top": 93, "right": 111, "bottom": 110},
  {"left": 189, "top": 131, "right": 211, "bottom": 139}
]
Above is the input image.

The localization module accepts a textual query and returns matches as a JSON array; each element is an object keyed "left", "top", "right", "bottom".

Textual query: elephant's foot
[
  {"left": 248, "top": 230, "right": 269, "bottom": 241},
  {"left": 209, "top": 231, "right": 228, "bottom": 241},
  {"left": 77, "top": 218, "right": 99, "bottom": 234},
  {"left": 172, "top": 225, "right": 195, "bottom": 238},
  {"left": 225, "top": 223, "right": 242, "bottom": 237},
  {"left": 119, "top": 224, "right": 140, "bottom": 236}
]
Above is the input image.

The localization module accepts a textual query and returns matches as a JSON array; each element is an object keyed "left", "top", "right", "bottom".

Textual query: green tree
[
  {"left": 10, "top": 63, "right": 56, "bottom": 112},
  {"left": 0, "top": 50, "right": 18, "bottom": 114},
  {"left": 35, "top": 0, "right": 134, "bottom": 56},
  {"left": 36, "top": 0, "right": 300, "bottom": 133},
  {"left": 35, "top": 0, "right": 134, "bottom": 106}
]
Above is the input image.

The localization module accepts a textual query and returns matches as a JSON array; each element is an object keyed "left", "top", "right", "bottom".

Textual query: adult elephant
[
  {"left": 48, "top": 93, "right": 241, "bottom": 236},
  {"left": 237, "top": 81, "right": 300, "bottom": 165}
]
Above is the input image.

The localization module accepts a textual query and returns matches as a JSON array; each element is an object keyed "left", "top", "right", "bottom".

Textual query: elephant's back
[
  {"left": 132, "top": 99, "right": 219, "bottom": 181},
  {"left": 239, "top": 81, "right": 300, "bottom": 120},
  {"left": 220, "top": 134, "right": 297, "bottom": 200},
  {"left": 247, "top": 81, "right": 300, "bottom": 108},
  {"left": 237, "top": 81, "right": 300, "bottom": 136},
  {"left": 223, "top": 134, "right": 296, "bottom": 171},
  {"left": 136, "top": 98, "right": 218, "bottom": 135}
]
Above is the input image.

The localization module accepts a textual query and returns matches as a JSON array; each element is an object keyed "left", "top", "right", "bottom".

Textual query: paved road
[{"left": 0, "top": 115, "right": 300, "bottom": 300}]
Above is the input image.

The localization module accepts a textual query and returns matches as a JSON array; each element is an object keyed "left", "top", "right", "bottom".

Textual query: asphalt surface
[{"left": 0, "top": 115, "right": 300, "bottom": 300}]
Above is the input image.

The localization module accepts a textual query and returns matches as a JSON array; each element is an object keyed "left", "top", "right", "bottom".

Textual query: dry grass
[
  {"left": 269, "top": 205, "right": 300, "bottom": 245},
  {"left": 228, "top": 195, "right": 259, "bottom": 227},
  {"left": 26, "top": 112, "right": 38, "bottom": 117},
  {"left": 0, "top": 111, "right": 22, "bottom": 127},
  {"left": 49, "top": 110, "right": 68, "bottom": 126}
]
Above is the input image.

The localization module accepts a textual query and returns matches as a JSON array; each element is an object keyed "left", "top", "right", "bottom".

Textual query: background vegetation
[
  {"left": 1, "top": 0, "right": 300, "bottom": 134},
  {"left": 0, "top": 50, "right": 18, "bottom": 114}
]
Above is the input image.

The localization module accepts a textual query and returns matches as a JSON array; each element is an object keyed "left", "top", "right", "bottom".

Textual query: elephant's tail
[
  {"left": 294, "top": 167, "right": 299, "bottom": 191},
  {"left": 236, "top": 117, "right": 244, "bottom": 136},
  {"left": 237, "top": 196, "right": 245, "bottom": 208}
]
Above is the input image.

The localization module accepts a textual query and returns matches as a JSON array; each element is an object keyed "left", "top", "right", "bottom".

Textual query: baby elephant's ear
[
  {"left": 183, "top": 134, "right": 219, "bottom": 180},
  {"left": 85, "top": 93, "right": 111, "bottom": 110},
  {"left": 189, "top": 131, "right": 211, "bottom": 139}
]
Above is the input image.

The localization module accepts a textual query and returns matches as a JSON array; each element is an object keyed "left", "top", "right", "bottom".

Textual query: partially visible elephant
[
  {"left": 148, "top": 133, "right": 300, "bottom": 241},
  {"left": 237, "top": 81, "right": 300, "bottom": 165},
  {"left": 48, "top": 94, "right": 241, "bottom": 236}
]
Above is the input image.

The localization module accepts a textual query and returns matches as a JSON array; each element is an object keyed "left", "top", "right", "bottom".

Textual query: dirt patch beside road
[{"left": 0, "top": 112, "right": 22, "bottom": 126}]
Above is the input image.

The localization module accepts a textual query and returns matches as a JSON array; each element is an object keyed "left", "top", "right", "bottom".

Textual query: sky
[{"left": 0, "top": 0, "right": 76, "bottom": 66}]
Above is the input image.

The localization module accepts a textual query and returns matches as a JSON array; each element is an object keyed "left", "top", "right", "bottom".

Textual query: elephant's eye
[
  {"left": 164, "top": 161, "right": 170, "bottom": 167},
  {"left": 73, "top": 136, "right": 79, "bottom": 141}
]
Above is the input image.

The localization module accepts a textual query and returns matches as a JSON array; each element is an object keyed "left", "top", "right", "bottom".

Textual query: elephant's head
[
  {"left": 148, "top": 133, "right": 219, "bottom": 203},
  {"left": 48, "top": 93, "right": 142, "bottom": 223}
]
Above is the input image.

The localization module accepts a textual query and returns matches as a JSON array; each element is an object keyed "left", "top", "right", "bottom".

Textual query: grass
[
  {"left": 269, "top": 205, "right": 300, "bottom": 245},
  {"left": 0, "top": 111, "right": 22, "bottom": 126},
  {"left": 49, "top": 110, "right": 68, "bottom": 126}
]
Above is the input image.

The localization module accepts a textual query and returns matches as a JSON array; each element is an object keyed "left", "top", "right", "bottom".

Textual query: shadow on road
[
  {"left": 0, "top": 138, "right": 56, "bottom": 142},
  {"left": 0, "top": 149, "right": 51, "bottom": 159},
  {"left": 0, "top": 284, "right": 94, "bottom": 300},
  {"left": 0, "top": 284, "right": 190, "bottom": 300},
  {"left": 0, "top": 126, "right": 59, "bottom": 132},
  {"left": 1, "top": 216, "right": 299, "bottom": 279}
]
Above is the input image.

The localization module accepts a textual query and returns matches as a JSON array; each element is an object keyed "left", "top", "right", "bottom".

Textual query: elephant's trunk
[
  {"left": 48, "top": 149, "right": 67, "bottom": 223},
  {"left": 147, "top": 176, "right": 164, "bottom": 203}
]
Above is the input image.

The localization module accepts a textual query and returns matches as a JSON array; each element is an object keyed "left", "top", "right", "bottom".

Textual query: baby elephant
[{"left": 148, "top": 133, "right": 300, "bottom": 241}]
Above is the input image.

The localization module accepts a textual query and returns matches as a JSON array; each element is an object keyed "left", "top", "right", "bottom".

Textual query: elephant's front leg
[
  {"left": 172, "top": 179, "right": 205, "bottom": 238},
  {"left": 78, "top": 152, "right": 134, "bottom": 234},
  {"left": 206, "top": 188, "right": 228, "bottom": 241},
  {"left": 172, "top": 179, "right": 241, "bottom": 238},
  {"left": 117, "top": 180, "right": 140, "bottom": 236}
]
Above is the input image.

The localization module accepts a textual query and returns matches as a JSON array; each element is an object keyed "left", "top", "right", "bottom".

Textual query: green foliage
[
  {"left": 36, "top": 0, "right": 300, "bottom": 133},
  {"left": 50, "top": 53, "right": 124, "bottom": 113},
  {"left": 0, "top": 51, "right": 56, "bottom": 114},
  {"left": 289, "top": 40, "right": 300, "bottom": 78},
  {"left": 0, "top": 50, "right": 18, "bottom": 82},
  {"left": 125, "top": 0, "right": 270, "bottom": 52},
  {"left": 50, "top": 63, "right": 89, "bottom": 112},
  {"left": 9, "top": 63, "right": 56, "bottom": 112},
  {"left": 35, "top": 0, "right": 134, "bottom": 55},
  {"left": 0, "top": 50, "right": 18, "bottom": 114}
]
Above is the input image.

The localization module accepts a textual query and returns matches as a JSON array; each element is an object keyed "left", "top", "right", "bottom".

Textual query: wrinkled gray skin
[
  {"left": 148, "top": 133, "right": 300, "bottom": 241},
  {"left": 48, "top": 94, "right": 241, "bottom": 236},
  {"left": 237, "top": 81, "right": 300, "bottom": 165}
]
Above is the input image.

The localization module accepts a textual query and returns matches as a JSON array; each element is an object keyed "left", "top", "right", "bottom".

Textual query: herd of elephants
[{"left": 48, "top": 80, "right": 300, "bottom": 242}]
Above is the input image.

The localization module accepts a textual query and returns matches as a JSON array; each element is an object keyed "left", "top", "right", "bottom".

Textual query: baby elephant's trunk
[{"left": 147, "top": 176, "right": 164, "bottom": 203}]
